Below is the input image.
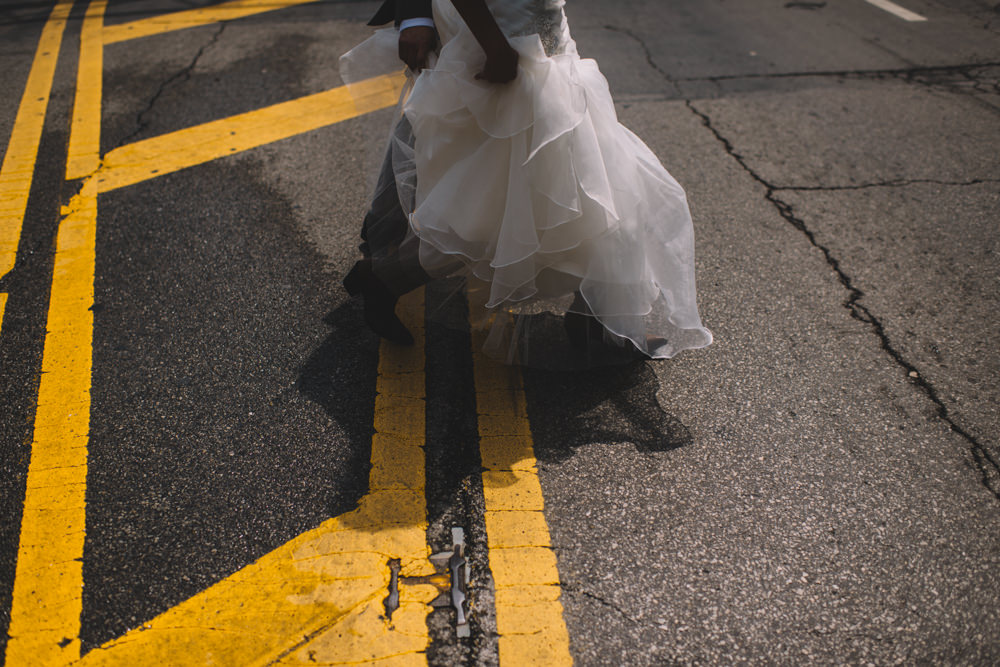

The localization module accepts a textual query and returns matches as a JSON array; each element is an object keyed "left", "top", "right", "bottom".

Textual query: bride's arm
[{"left": 450, "top": 0, "right": 518, "bottom": 82}]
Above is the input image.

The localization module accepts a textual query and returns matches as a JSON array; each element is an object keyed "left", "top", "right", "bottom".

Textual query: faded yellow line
[
  {"left": 103, "top": 0, "right": 321, "bottom": 44},
  {"left": 6, "top": 3, "right": 102, "bottom": 662},
  {"left": 66, "top": 0, "right": 106, "bottom": 180},
  {"left": 92, "top": 72, "right": 404, "bottom": 194},
  {"left": 0, "top": 0, "right": 72, "bottom": 281},
  {"left": 471, "top": 323, "right": 574, "bottom": 665},
  {"left": 5, "top": 180, "right": 97, "bottom": 667},
  {"left": 75, "top": 290, "right": 433, "bottom": 665},
  {"left": 0, "top": 293, "right": 7, "bottom": 335}
]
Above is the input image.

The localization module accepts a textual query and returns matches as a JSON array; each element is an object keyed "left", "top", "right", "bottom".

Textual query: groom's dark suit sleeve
[{"left": 368, "top": 0, "right": 433, "bottom": 26}]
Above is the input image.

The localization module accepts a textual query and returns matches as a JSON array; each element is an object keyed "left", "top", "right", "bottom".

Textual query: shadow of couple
[{"left": 298, "top": 288, "right": 693, "bottom": 530}]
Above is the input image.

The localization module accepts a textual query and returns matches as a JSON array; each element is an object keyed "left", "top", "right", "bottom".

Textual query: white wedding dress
[{"left": 341, "top": 0, "right": 711, "bottom": 364}]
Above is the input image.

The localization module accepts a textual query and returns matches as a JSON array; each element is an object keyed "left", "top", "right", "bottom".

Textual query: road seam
[
  {"left": 773, "top": 178, "right": 1000, "bottom": 191},
  {"left": 470, "top": 318, "right": 574, "bottom": 665},
  {"left": 672, "top": 62, "right": 1000, "bottom": 84}
]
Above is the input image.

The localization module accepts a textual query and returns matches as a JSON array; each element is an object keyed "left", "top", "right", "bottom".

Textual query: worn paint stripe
[
  {"left": 75, "top": 290, "right": 434, "bottom": 665},
  {"left": 0, "top": 0, "right": 72, "bottom": 281},
  {"left": 470, "top": 322, "right": 573, "bottom": 665},
  {"left": 103, "top": 0, "right": 321, "bottom": 44},
  {"left": 4, "top": 1, "right": 100, "bottom": 662},
  {"left": 66, "top": 0, "right": 106, "bottom": 180},
  {"left": 864, "top": 0, "right": 928, "bottom": 22},
  {"left": 92, "top": 72, "right": 404, "bottom": 194},
  {"left": 5, "top": 179, "right": 97, "bottom": 666},
  {"left": 0, "top": 293, "right": 6, "bottom": 336}
]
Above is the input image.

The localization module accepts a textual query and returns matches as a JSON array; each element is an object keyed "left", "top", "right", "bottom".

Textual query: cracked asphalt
[{"left": 1, "top": 0, "right": 999, "bottom": 664}]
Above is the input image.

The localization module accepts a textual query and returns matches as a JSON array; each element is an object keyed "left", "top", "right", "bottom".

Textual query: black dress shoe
[{"left": 343, "top": 260, "right": 414, "bottom": 345}]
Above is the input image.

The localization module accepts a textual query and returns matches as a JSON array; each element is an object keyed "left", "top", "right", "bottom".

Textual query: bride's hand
[{"left": 476, "top": 44, "right": 519, "bottom": 83}]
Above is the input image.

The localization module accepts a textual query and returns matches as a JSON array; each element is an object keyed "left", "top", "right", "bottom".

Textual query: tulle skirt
[{"left": 340, "top": 0, "right": 711, "bottom": 366}]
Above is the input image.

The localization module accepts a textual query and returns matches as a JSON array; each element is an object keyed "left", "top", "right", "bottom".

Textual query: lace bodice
[
  {"left": 435, "top": 0, "right": 572, "bottom": 56},
  {"left": 502, "top": 0, "right": 569, "bottom": 55}
]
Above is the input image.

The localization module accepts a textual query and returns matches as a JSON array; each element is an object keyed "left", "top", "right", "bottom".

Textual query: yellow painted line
[
  {"left": 5, "top": 1, "right": 100, "bottom": 661},
  {"left": 75, "top": 290, "right": 434, "bottom": 665},
  {"left": 103, "top": 0, "right": 322, "bottom": 45},
  {"left": 0, "top": 293, "right": 6, "bottom": 335},
  {"left": 0, "top": 0, "right": 72, "bottom": 281},
  {"left": 471, "top": 323, "right": 574, "bottom": 665},
  {"left": 5, "top": 180, "right": 97, "bottom": 667},
  {"left": 66, "top": 0, "right": 106, "bottom": 181},
  {"left": 92, "top": 72, "right": 404, "bottom": 194}
]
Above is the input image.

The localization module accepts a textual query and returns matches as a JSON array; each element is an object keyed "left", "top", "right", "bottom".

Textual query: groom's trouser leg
[
  {"left": 359, "top": 117, "right": 432, "bottom": 297},
  {"left": 360, "top": 116, "right": 460, "bottom": 297}
]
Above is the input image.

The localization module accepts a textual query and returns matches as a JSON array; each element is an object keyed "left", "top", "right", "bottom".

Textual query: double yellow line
[
  {"left": 0, "top": 2, "right": 73, "bottom": 323},
  {"left": 2, "top": 1, "right": 573, "bottom": 664}
]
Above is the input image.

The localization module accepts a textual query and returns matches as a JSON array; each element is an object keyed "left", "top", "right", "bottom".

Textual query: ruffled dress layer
[{"left": 341, "top": 0, "right": 711, "bottom": 364}]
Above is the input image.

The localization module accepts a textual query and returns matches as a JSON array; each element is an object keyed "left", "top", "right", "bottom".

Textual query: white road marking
[{"left": 865, "top": 0, "right": 928, "bottom": 22}]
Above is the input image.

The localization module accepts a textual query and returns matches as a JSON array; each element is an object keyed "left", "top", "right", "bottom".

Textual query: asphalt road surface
[{"left": 1, "top": 0, "right": 998, "bottom": 664}]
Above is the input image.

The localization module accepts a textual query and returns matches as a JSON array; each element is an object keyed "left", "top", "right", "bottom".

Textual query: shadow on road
[
  {"left": 297, "top": 302, "right": 382, "bottom": 516},
  {"left": 525, "top": 361, "right": 692, "bottom": 463},
  {"left": 301, "top": 287, "right": 693, "bottom": 537}
]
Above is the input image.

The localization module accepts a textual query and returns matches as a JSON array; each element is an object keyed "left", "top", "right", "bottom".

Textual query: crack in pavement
[
  {"left": 116, "top": 22, "right": 226, "bottom": 150},
  {"left": 609, "top": 18, "right": 1000, "bottom": 501},
  {"left": 560, "top": 581, "right": 638, "bottom": 624},
  {"left": 603, "top": 24, "right": 681, "bottom": 97},
  {"left": 684, "top": 100, "right": 1000, "bottom": 503}
]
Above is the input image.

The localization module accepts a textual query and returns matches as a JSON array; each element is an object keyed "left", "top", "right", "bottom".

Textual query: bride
[{"left": 340, "top": 0, "right": 712, "bottom": 363}]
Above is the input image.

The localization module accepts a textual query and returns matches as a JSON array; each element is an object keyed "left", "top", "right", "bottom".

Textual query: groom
[
  {"left": 357, "top": 0, "right": 439, "bottom": 274},
  {"left": 345, "top": 0, "right": 442, "bottom": 344}
]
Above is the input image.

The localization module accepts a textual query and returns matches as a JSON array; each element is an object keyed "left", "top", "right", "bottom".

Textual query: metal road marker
[
  {"left": 428, "top": 527, "right": 472, "bottom": 638},
  {"left": 0, "top": 0, "right": 72, "bottom": 282}
]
